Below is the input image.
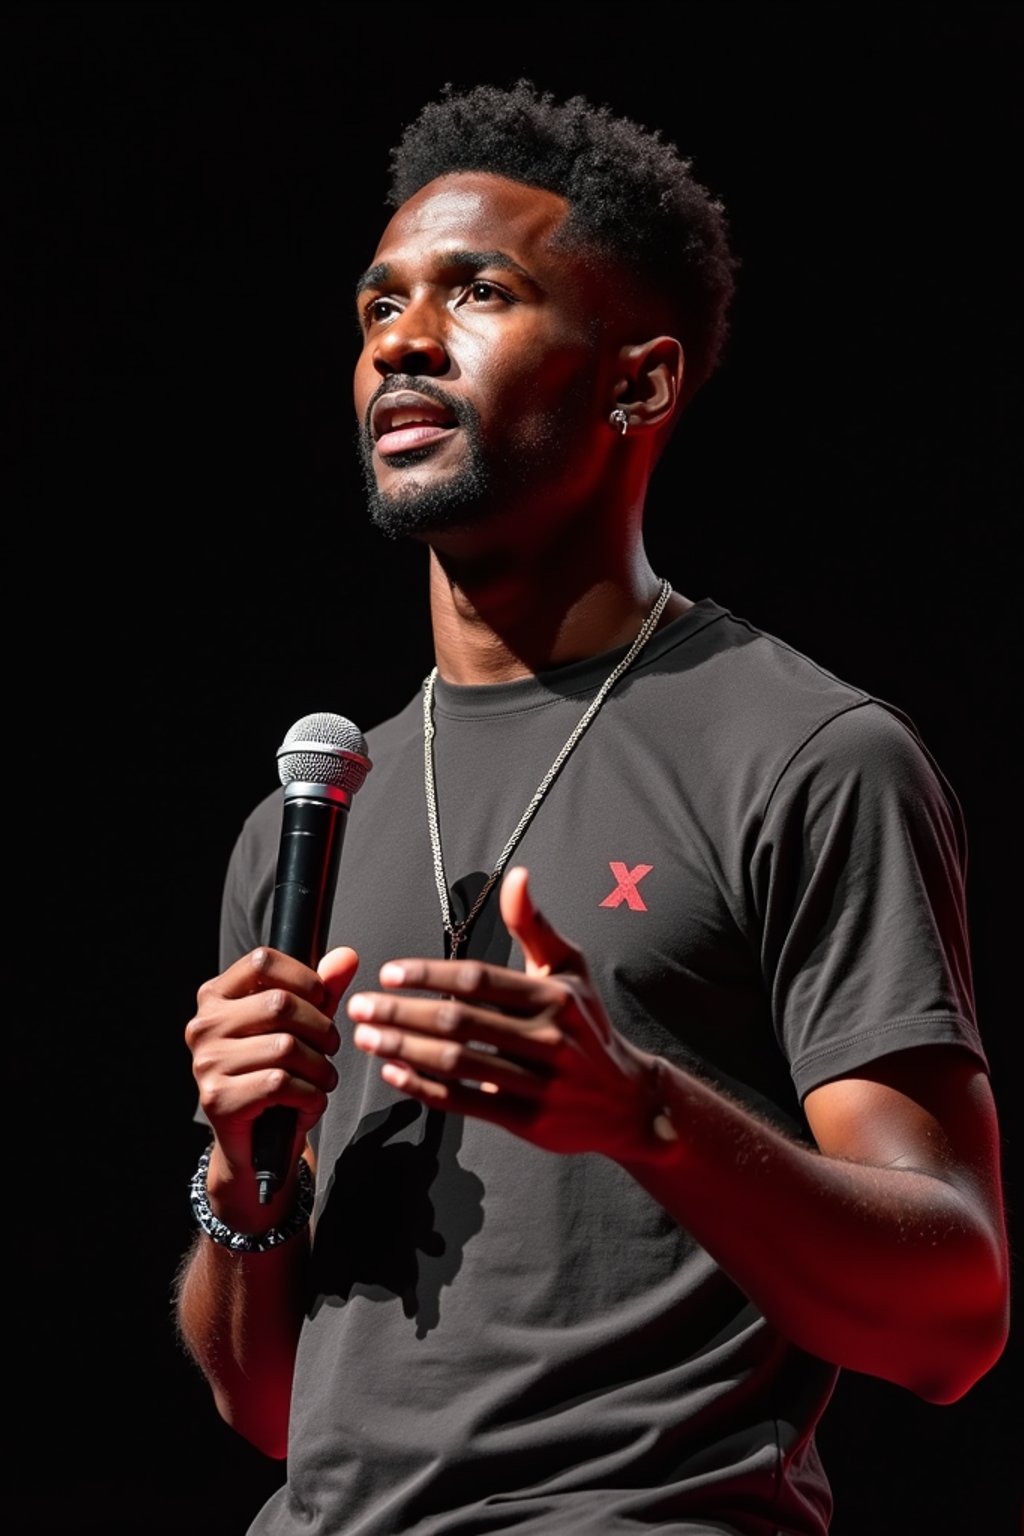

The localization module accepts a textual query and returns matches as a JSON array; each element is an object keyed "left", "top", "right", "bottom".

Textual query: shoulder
[
  {"left": 632, "top": 604, "right": 957, "bottom": 823},
  {"left": 636, "top": 602, "right": 872, "bottom": 754},
  {"left": 769, "top": 699, "right": 965, "bottom": 841},
  {"left": 682, "top": 605, "right": 960, "bottom": 807}
]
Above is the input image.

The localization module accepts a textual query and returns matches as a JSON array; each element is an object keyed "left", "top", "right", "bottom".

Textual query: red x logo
[{"left": 599, "top": 861, "right": 653, "bottom": 911}]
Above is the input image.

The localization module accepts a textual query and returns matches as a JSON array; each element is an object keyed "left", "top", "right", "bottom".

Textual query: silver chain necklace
[{"left": 422, "top": 579, "right": 673, "bottom": 959}]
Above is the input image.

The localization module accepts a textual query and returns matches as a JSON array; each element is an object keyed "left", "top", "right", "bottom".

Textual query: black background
[{"left": 6, "top": 4, "right": 1021, "bottom": 1533}]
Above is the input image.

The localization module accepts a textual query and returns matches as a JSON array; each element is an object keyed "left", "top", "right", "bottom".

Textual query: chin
[{"left": 361, "top": 447, "right": 494, "bottom": 541}]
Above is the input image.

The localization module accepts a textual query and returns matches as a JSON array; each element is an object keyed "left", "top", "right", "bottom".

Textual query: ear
[{"left": 610, "top": 337, "right": 685, "bottom": 433}]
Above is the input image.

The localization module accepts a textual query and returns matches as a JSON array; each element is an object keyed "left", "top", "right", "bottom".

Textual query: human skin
[{"left": 177, "top": 172, "right": 1009, "bottom": 1460}]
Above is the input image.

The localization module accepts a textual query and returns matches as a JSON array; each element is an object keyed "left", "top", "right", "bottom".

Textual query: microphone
[{"left": 251, "top": 711, "right": 372, "bottom": 1204}]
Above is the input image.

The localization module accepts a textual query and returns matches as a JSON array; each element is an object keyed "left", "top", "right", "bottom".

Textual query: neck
[{"left": 426, "top": 538, "right": 690, "bottom": 685}]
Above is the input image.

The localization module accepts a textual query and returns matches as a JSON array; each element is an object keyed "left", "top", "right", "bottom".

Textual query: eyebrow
[{"left": 354, "top": 249, "right": 534, "bottom": 299}]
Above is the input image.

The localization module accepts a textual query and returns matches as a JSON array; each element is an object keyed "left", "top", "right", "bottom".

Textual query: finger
[
  {"left": 349, "top": 990, "right": 564, "bottom": 1058},
  {"left": 194, "top": 1023, "right": 340, "bottom": 1098},
  {"left": 499, "top": 866, "right": 582, "bottom": 976},
  {"left": 211, "top": 946, "right": 332, "bottom": 1006},
  {"left": 199, "top": 1063, "right": 335, "bottom": 1130},
  {"left": 188, "top": 981, "right": 342, "bottom": 1055},
  {"left": 376, "top": 956, "right": 566, "bottom": 1016},
  {"left": 194, "top": 1030, "right": 339, "bottom": 1142},
  {"left": 378, "top": 1060, "right": 546, "bottom": 1131},
  {"left": 216, "top": 1028, "right": 341, "bottom": 1085},
  {"left": 352, "top": 1021, "right": 550, "bottom": 1096}
]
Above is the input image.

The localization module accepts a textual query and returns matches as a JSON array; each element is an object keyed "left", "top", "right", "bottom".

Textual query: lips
[{"left": 370, "top": 389, "right": 459, "bottom": 457}]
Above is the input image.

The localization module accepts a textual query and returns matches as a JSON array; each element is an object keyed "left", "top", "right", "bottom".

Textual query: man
[{"left": 175, "top": 81, "right": 1009, "bottom": 1535}]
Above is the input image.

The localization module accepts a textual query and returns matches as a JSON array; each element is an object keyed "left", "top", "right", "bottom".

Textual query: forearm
[
  {"left": 174, "top": 1144, "right": 313, "bottom": 1458},
  {"left": 175, "top": 1227, "right": 308, "bottom": 1458},
  {"left": 621, "top": 1059, "right": 1008, "bottom": 1403},
  {"left": 339, "top": 912, "right": 1008, "bottom": 1401}
]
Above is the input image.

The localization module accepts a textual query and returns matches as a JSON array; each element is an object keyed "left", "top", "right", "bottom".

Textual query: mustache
[{"left": 361, "top": 375, "right": 479, "bottom": 441}]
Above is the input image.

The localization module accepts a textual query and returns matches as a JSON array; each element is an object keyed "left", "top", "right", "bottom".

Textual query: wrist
[
  {"left": 613, "top": 1053, "right": 686, "bottom": 1169},
  {"left": 205, "top": 1140, "right": 299, "bottom": 1229},
  {"left": 607, "top": 1057, "right": 698, "bottom": 1198},
  {"left": 648, "top": 1056, "right": 681, "bottom": 1144},
  {"left": 190, "top": 1144, "right": 314, "bottom": 1254}
]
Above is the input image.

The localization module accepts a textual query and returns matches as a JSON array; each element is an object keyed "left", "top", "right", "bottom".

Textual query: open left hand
[{"left": 347, "top": 866, "right": 676, "bottom": 1160}]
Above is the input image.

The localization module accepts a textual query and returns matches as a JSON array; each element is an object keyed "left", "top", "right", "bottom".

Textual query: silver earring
[{"left": 610, "top": 407, "right": 629, "bottom": 436}]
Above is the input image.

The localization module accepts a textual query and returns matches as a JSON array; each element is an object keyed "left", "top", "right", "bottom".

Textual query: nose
[{"left": 372, "top": 300, "right": 449, "bottom": 378}]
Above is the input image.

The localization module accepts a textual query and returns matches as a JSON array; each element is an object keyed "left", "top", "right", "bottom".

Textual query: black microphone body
[
  {"left": 252, "top": 713, "right": 371, "bottom": 1204},
  {"left": 269, "top": 787, "right": 348, "bottom": 965}
]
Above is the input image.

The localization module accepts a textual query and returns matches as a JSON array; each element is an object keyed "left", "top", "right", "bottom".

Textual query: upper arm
[
  {"left": 758, "top": 705, "right": 983, "bottom": 1102},
  {"left": 804, "top": 1044, "right": 1006, "bottom": 1234}
]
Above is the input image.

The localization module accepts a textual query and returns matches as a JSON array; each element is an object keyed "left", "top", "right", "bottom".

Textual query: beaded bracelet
[{"left": 189, "top": 1143, "right": 314, "bottom": 1254}]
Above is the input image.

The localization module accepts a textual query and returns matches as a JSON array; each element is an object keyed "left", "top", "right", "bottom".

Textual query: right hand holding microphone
[{"left": 185, "top": 943, "right": 359, "bottom": 1230}]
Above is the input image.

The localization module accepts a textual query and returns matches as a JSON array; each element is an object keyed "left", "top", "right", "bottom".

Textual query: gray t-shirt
[{"left": 218, "top": 600, "right": 984, "bottom": 1536}]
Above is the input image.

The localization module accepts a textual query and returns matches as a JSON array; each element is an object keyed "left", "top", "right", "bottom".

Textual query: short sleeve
[
  {"left": 752, "top": 701, "right": 986, "bottom": 1101},
  {"left": 217, "top": 791, "right": 281, "bottom": 969}
]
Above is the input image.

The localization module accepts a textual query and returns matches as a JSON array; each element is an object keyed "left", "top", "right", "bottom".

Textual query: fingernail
[
  {"left": 348, "top": 993, "right": 374, "bottom": 1021},
  {"left": 380, "top": 963, "right": 406, "bottom": 985},
  {"left": 354, "top": 1024, "right": 382, "bottom": 1050}
]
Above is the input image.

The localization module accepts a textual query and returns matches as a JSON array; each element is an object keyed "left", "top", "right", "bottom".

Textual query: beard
[
  {"left": 357, "top": 378, "right": 495, "bottom": 540},
  {"left": 356, "top": 374, "right": 579, "bottom": 542},
  {"left": 357, "top": 423, "right": 494, "bottom": 540}
]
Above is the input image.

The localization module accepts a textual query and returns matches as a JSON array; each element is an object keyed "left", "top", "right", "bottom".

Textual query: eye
[
  {"left": 362, "top": 297, "right": 399, "bottom": 329},
  {"left": 459, "top": 280, "right": 515, "bottom": 307}
]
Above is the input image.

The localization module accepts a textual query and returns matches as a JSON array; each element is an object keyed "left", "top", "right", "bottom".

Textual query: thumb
[
  {"left": 500, "top": 867, "right": 581, "bottom": 976},
  {"left": 318, "top": 945, "right": 360, "bottom": 1017}
]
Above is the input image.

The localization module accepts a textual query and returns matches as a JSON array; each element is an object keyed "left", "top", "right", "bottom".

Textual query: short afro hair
[{"left": 386, "top": 79, "right": 738, "bottom": 408}]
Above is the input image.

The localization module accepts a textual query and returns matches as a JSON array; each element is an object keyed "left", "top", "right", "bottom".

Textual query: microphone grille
[{"left": 276, "top": 711, "right": 372, "bottom": 795}]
